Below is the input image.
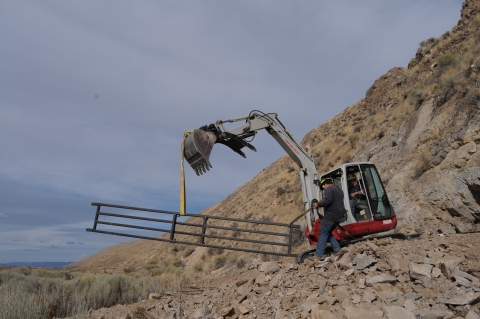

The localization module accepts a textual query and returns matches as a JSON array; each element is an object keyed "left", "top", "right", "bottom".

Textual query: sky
[{"left": 0, "top": 0, "right": 463, "bottom": 263}]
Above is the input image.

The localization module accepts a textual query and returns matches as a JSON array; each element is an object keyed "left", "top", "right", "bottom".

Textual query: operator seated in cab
[{"left": 348, "top": 174, "right": 364, "bottom": 215}]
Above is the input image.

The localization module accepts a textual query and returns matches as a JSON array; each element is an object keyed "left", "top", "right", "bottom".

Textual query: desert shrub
[
  {"left": 33, "top": 269, "right": 67, "bottom": 279},
  {"left": 235, "top": 258, "right": 246, "bottom": 269},
  {"left": 133, "top": 307, "right": 149, "bottom": 319},
  {"left": 213, "top": 255, "right": 228, "bottom": 269},
  {"left": 377, "top": 131, "right": 385, "bottom": 139},
  {"left": 353, "top": 124, "right": 362, "bottom": 133},
  {"left": 324, "top": 147, "right": 331, "bottom": 154},
  {"left": 171, "top": 258, "right": 183, "bottom": 268},
  {"left": 412, "top": 150, "right": 430, "bottom": 179},
  {"left": 123, "top": 266, "right": 136, "bottom": 274},
  {"left": 0, "top": 277, "right": 49, "bottom": 319},
  {"left": 0, "top": 269, "right": 166, "bottom": 319},
  {"left": 419, "top": 38, "right": 436, "bottom": 47},
  {"left": 464, "top": 90, "right": 480, "bottom": 106},
  {"left": 276, "top": 186, "right": 286, "bottom": 197},
  {"left": 148, "top": 268, "right": 163, "bottom": 277},
  {"left": 342, "top": 153, "right": 353, "bottom": 163},
  {"left": 437, "top": 53, "right": 456, "bottom": 68},
  {"left": 352, "top": 116, "right": 363, "bottom": 122},
  {"left": 231, "top": 230, "right": 241, "bottom": 238},
  {"left": 143, "top": 264, "right": 157, "bottom": 271},
  {"left": 437, "top": 79, "right": 455, "bottom": 106},
  {"left": 207, "top": 229, "right": 218, "bottom": 237},
  {"left": 183, "top": 248, "right": 195, "bottom": 258},
  {"left": 193, "top": 261, "right": 203, "bottom": 272},
  {"left": 147, "top": 258, "right": 158, "bottom": 265},
  {"left": 261, "top": 254, "right": 270, "bottom": 262},
  {"left": 207, "top": 246, "right": 224, "bottom": 256},
  {"left": 349, "top": 134, "right": 359, "bottom": 147},
  {"left": 259, "top": 214, "right": 272, "bottom": 222},
  {"left": 409, "top": 90, "right": 424, "bottom": 106},
  {"left": 293, "top": 192, "right": 303, "bottom": 205}
]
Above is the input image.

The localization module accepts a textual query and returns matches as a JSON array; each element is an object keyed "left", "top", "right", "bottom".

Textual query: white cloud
[{"left": 0, "top": 213, "right": 7, "bottom": 218}]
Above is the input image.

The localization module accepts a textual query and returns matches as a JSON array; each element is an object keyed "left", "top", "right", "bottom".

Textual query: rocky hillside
[
  {"left": 72, "top": 0, "right": 479, "bottom": 274},
  {"left": 71, "top": 232, "right": 480, "bottom": 319},
  {"left": 66, "top": 1, "right": 480, "bottom": 318}
]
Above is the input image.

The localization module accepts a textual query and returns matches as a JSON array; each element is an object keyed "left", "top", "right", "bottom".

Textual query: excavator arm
[{"left": 184, "top": 110, "right": 321, "bottom": 232}]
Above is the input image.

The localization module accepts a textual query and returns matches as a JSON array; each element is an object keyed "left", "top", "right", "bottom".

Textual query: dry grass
[
  {"left": 0, "top": 267, "right": 174, "bottom": 319},
  {"left": 412, "top": 149, "right": 431, "bottom": 179}
]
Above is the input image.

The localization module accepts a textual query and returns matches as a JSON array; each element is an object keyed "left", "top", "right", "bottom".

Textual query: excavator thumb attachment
[{"left": 184, "top": 129, "right": 217, "bottom": 175}]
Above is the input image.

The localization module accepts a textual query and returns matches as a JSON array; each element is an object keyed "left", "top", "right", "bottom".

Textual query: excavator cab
[{"left": 309, "top": 162, "right": 396, "bottom": 244}]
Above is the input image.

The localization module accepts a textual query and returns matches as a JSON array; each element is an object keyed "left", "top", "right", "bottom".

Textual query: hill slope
[{"left": 71, "top": 0, "right": 480, "bottom": 273}]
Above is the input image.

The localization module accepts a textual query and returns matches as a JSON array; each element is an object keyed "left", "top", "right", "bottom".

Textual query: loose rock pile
[{"left": 83, "top": 233, "right": 480, "bottom": 319}]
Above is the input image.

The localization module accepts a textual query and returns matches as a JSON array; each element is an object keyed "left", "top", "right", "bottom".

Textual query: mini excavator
[
  {"left": 183, "top": 111, "right": 417, "bottom": 249},
  {"left": 87, "top": 110, "right": 420, "bottom": 263}
]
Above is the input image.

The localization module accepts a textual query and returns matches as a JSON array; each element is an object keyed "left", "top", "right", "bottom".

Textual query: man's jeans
[
  {"left": 316, "top": 220, "right": 341, "bottom": 257},
  {"left": 350, "top": 199, "right": 356, "bottom": 216}
]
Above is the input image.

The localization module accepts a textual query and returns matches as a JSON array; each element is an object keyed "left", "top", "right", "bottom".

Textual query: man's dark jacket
[{"left": 318, "top": 185, "right": 345, "bottom": 223}]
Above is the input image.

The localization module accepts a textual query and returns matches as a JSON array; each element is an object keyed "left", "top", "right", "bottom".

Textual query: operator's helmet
[
  {"left": 347, "top": 174, "right": 357, "bottom": 181},
  {"left": 320, "top": 178, "right": 332, "bottom": 190}
]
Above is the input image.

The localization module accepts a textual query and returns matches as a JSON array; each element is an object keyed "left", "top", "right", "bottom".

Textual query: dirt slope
[
  {"left": 68, "top": 232, "right": 480, "bottom": 319},
  {"left": 71, "top": 0, "right": 479, "bottom": 281}
]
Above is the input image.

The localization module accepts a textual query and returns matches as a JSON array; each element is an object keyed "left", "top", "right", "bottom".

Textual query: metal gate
[{"left": 87, "top": 202, "right": 302, "bottom": 257}]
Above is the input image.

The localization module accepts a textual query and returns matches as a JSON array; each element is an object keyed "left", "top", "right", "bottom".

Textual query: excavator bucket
[{"left": 184, "top": 129, "right": 217, "bottom": 175}]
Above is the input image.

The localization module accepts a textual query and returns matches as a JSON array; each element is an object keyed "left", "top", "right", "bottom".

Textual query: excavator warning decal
[{"left": 284, "top": 139, "right": 300, "bottom": 155}]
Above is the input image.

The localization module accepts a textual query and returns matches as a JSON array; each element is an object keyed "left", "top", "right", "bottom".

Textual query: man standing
[{"left": 312, "top": 178, "right": 345, "bottom": 260}]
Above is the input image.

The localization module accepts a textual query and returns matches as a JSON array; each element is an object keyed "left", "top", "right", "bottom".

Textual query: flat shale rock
[
  {"left": 466, "top": 310, "right": 480, "bottom": 319},
  {"left": 310, "top": 308, "right": 336, "bottom": 319},
  {"left": 344, "top": 306, "right": 383, "bottom": 319},
  {"left": 445, "top": 292, "right": 480, "bottom": 305},
  {"left": 383, "top": 305, "right": 415, "bottom": 319},
  {"left": 356, "top": 254, "right": 377, "bottom": 270},
  {"left": 414, "top": 309, "right": 454, "bottom": 319},
  {"left": 377, "top": 290, "right": 399, "bottom": 303},
  {"left": 409, "top": 262, "right": 433, "bottom": 280},
  {"left": 298, "top": 293, "right": 322, "bottom": 312},
  {"left": 258, "top": 262, "right": 280, "bottom": 274},
  {"left": 366, "top": 274, "right": 397, "bottom": 286},
  {"left": 363, "top": 289, "right": 377, "bottom": 303}
]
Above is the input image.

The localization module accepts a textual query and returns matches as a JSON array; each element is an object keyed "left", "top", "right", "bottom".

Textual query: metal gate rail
[{"left": 87, "top": 202, "right": 301, "bottom": 257}]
